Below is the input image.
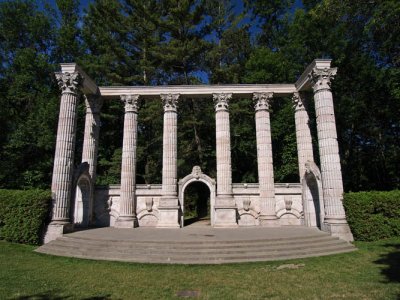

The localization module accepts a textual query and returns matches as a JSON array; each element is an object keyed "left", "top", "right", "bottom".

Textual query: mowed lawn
[{"left": 0, "top": 238, "right": 399, "bottom": 300}]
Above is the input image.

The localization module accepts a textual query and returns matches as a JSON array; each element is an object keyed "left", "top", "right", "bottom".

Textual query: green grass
[{"left": 0, "top": 239, "right": 399, "bottom": 300}]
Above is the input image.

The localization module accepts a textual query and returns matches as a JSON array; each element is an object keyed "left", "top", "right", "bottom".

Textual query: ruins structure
[{"left": 45, "top": 59, "right": 354, "bottom": 243}]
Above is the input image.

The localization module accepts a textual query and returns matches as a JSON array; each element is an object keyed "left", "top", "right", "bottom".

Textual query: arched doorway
[
  {"left": 183, "top": 181, "right": 210, "bottom": 226},
  {"left": 178, "top": 166, "right": 216, "bottom": 227},
  {"left": 302, "top": 161, "right": 325, "bottom": 229}
]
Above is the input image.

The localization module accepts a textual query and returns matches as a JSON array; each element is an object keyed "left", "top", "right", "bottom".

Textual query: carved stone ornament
[
  {"left": 55, "top": 72, "right": 83, "bottom": 94},
  {"left": 84, "top": 94, "right": 103, "bottom": 114},
  {"left": 213, "top": 93, "right": 232, "bottom": 111},
  {"left": 161, "top": 93, "right": 179, "bottom": 112},
  {"left": 308, "top": 67, "right": 337, "bottom": 92},
  {"left": 145, "top": 198, "right": 153, "bottom": 212},
  {"left": 121, "top": 94, "right": 140, "bottom": 113},
  {"left": 253, "top": 92, "right": 273, "bottom": 111},
  {"left": 191, "top": 166, "right": 202, "bottom": 179},
  {"left": 284, "top": 196, "right": 293, "bottom": 211},
  {"left": 292, "top": 92, "right": 305, "bottom": 111},
  {"left": 243, "top": 199, "right": 251, "bottom": 211}
]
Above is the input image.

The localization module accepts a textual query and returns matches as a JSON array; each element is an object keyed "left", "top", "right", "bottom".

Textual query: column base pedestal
[
  {"left": 44, "top": 223, "right": 74, "bottom": 244},
  {"left": 322, "top": 221, "right": 354, "bottom": 242},
  {"left": 157, "top": 201, "right": 180, "bottom": 228},
  {"left": 259, "top": 215, "right": 279, "bottom": 227},
  {"left": 214, "top": 196, "right": 238, "bottom": 227},
  {"left": 114, "top": 216, "right": 138, "bottom": 228}
]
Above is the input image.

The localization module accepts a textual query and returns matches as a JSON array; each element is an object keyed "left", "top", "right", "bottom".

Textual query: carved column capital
[
  {"left": 121, "top": 94, "right": 140, "bottom": 113},
  {"left": 253, "top": 92, "right": 273, "bottom": 112},
  {"left": 84, "top": 94, "right": 103, "bottom": 114},
  {"left": 308, "top": 67, "right": 337, "bottom": 92},
  {"left": 213, "top": 93, "right": 232, "bottom": 111},
  {"left": 55, "top": 72, "right": 83, "bottom": 95},
  {"left": 292, "top": 92, "right": 306, "bottom": 111},
  {"left": 161, "top": 94, "right": 179, "bottom": 112}
]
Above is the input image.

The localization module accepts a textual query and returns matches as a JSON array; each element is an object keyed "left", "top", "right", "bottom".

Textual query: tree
[{"left": 0, "top": 0, "right": 57, "bottom": 188}]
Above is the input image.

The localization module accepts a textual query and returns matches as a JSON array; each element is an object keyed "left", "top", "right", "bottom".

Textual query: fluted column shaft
[
  {"left": 116, "top": 95, "right": 139, "bottom": 227},
  {"left": 214, "top": 93, "right": 233, "bottom": 197},
  {"left": 51, "top": 72, "right": 82, "bottom": 223},
  {"left": 254, "top": 92, "right": 276, "bottom": 222},
  {"left": 293, "top": 92, "right": 314, "bottom": 178},
  {"left": 161, "top": 94, "right": 179, "bottom": 199},
  {"left": 310, "top": 67, "right": 346, "bottom": 222},
  {"left": 82, "top": 95, "right": 102, "bottom": 181}
]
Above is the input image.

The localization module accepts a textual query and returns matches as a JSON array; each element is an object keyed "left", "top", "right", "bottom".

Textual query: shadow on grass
[
  {"left": 374, "top": 242, "right": 400, "bottom": 283},
  {"left": 12, "top": 292, "right": 112, "bottom": 300}
]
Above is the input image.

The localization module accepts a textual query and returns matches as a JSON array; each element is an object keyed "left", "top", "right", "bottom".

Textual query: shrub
[
  {"left": 0, "top": 189, "right": 51, "bottom": 245},
  {"left": 344, "top": 190, "right": 400, "bottom": 241}
]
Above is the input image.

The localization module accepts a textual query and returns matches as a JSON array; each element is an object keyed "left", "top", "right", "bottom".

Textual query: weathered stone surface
[
  {"left": 213, "top": 93, "right": 237, "bottom": 227},
  {"left": 254, "top": 92, "right": 277, "bottom": 226},
  {"left": 293, "top": 92, "right": 314, "bottom": 178},
  {"left": 46, "top": 59, "right": 355, "bottom": 244},
  {"left": 158, "top": 94, "right": 180, "bottom": 228},
  {"left": 51, "top": 72, "right": 82, "bottom": 226},
  {"left": 115, "top": 94, "right": 140, "bottom": 228},
  {"left": 82, "top": 94, "right": 102, "bottom": 180},
  {"left": 309, "top": 66, "right": 353, "bottom": 241}
]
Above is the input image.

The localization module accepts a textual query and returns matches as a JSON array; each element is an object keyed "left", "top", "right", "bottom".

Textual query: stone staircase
[{"left": 36, "top": 228, "right": 356, "bottom": 264}]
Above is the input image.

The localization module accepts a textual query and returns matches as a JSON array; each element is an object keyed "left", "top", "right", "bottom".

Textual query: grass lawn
[{"left": 0, "top": 238, "right": 399, "bottom": 300}]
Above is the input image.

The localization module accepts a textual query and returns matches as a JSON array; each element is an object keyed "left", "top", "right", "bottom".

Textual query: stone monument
[{"left": 44, "top": 59, "right": 354, "bottom": 243}]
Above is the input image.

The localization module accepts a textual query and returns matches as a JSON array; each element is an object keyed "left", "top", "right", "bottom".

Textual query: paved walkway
[{"left": 70, "top": 225, "right": 327, "bottom": 242}]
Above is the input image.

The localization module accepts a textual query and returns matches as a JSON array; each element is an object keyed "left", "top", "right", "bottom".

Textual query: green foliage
[
  {"left": 0, "top": 0, "right": 398, "bottom": 191},
  {"left": 344, "top": 191, "right": 400, "bottom": 241},
  {"left": 0, "top": 189, "right": 51, "bottom": 245}
]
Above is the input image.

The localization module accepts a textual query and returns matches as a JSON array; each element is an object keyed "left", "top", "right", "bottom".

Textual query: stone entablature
[{"left": 44, "top": 59, "right": 354, "bottom": 243}]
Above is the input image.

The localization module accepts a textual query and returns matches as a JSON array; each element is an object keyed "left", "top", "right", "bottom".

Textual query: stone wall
[{"left": 94, "top": 183, "right": 302, "bottom": 228}]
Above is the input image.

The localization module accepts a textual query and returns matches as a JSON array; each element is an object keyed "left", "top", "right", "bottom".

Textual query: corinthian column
[
  {"left": 157, "top": 94, "right": 180, "bottom": 227},
  {"left": 213, "top": 93, "right": 237, "bottom": 227},
  {"left": 292, "top": 92, "right": 314, "bottom": 178},
  {"left": 82, "top": 95, "right": 103, "bottom": 181},
  {"left": 309, "top": 67, "right": 353, "bottom": 241},
  {"left": 50, "top": 72, "right": 82, "bottom": 225},
  {"left": 115, "top": 94, "right": 140, "bottom": 228},
  {"left": 253, "top": 92, "right": 277, "bottom": 225}
]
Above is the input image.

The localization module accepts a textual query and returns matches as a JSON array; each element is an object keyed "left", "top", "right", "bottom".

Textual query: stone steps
[{"left": 36, "top": 229, "right": 356, "bottom": 264}]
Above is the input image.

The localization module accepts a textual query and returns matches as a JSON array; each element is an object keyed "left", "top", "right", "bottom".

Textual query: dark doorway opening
[{"left": 184, "top": 181, "right": 210, "bottom": 226}]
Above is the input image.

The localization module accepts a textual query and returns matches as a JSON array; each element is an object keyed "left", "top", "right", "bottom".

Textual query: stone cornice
[
  {"left": 295, "top": 59, "right": 334, "bottom": 92},
  {"left": 59, "top": 63, "right": 99, "bottom": 95},
  {"left": 253, "top": 92, "right": 273, "bottom": 112},
  {"left": 99, "top": 84, "right": 296, "bottom": 99}
]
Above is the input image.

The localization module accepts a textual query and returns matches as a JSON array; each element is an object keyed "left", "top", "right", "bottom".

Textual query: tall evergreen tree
[{"left": 0, "top": 0, "right": 57, "bottom": 188}]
